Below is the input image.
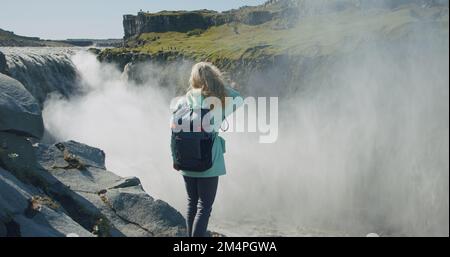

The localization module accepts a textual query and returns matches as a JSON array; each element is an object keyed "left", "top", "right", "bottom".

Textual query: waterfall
[
  {"left": 2, "top": 21, "right": 448, "bottom": 236},
  {"left": 0, "top": 47, "right": 79, "bottom": 106}
]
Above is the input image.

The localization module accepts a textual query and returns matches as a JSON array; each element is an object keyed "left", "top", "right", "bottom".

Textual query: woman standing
[{"left": 171, "top": 62, "right": 242, "bottom": 237}]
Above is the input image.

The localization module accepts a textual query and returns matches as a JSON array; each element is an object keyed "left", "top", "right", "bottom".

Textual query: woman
[{"left": 171, "top": 62, "right": 241, "bottom": 237}]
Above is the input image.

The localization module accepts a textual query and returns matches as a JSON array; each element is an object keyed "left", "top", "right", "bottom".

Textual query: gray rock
[
  {"left": 109, "top": 177, "right": 141, "bottom": 189},
  {"left": 38, "top": 140, "right": 106, "bottom": 170},
  {"left": 0, "top": 132, "right": 56, "bottom": 186},
  {"left": 0, "top": 51, "right": 9, "bottom": 75},
  {"left": 36, "top": 140, "right": 187, "bottom": 237},
  {"left": 0, "top": 73, "right": 43, "bottom": 139}
]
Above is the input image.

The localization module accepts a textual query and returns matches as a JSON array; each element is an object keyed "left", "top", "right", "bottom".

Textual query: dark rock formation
[
  {"left": 122, "top": 3, "right": 299, "bottom": 39},
  {"left": 0, "top": 28, "right": 71, "bottom": 47},
  {"left": 87, "top": 48, "right": 101, "bottom": 55},
  {"left": 0, "top": 73, "right": 187, "bottom": 237},
  {"left": 0, "top": 51, "right": 9, "bottom": 75}
]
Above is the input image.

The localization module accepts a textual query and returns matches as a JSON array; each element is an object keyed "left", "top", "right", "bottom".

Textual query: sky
[{"left": 0, "top": 0, "right": 267, "bottom": 40}]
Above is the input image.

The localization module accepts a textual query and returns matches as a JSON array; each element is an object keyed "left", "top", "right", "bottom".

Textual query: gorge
[{"left": 1, "top": 0, "right": 449, "bottom": 237}]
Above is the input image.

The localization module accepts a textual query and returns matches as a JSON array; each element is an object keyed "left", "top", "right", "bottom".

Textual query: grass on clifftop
[{"left": 105, "top": 5, "right": 448, "bottom": 62}]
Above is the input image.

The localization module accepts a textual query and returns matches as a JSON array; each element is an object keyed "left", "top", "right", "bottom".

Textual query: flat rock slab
[
  {"left": 0, "top": 51, "right": 8, "bottom": 75},
  {"left": 1, "top": 124, "right": 186, "bottom": 237}
]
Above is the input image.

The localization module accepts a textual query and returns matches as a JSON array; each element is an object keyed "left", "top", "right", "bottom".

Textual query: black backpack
[{"left": 171, "top": 103, "right": 215, "bottom": 172}]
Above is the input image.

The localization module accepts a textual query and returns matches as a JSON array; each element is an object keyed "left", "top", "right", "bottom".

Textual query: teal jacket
[{"left": 171, "top": 86, "right": 242, "bottom": 178}]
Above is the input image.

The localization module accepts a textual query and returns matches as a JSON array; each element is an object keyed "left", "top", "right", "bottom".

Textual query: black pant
[{"left": 183, "top": 176, "right": 219, "bottom": 237}]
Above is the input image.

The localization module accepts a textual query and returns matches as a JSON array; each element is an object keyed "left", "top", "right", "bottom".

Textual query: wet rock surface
[{"left": 0, "top": 72, "right": 186, "bottom": 237}]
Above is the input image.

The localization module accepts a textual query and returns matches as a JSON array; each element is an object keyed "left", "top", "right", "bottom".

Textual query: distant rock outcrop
[
  {"left": 122, "top": 2, "right": 299, "bottom": 39},
  {"left": 0, "top": 73, "right": 186, "bottom": 237}
]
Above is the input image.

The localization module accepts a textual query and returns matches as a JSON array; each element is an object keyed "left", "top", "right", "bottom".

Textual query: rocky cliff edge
[{"left": 0, "top": 72, "right": 186, "bottom": 237}]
